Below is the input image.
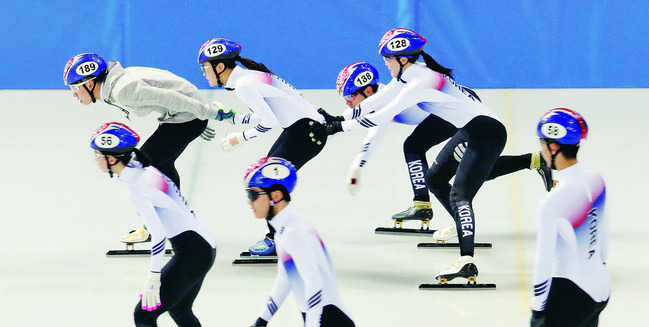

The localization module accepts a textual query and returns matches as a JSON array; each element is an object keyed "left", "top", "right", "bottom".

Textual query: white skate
[
  {"left": 120, "top": 226, "right": 150, "bottom": 243},
  {"left": 433, "top": 224, "right": 457, "bottom": 243},
  {"left": 435, "top": 255, "right": 478, "bottom": 284}
]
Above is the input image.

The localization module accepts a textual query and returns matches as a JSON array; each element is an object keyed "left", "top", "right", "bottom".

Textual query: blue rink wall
[{"left": 2, "top": 1, "right": 647, "bottom": 89}]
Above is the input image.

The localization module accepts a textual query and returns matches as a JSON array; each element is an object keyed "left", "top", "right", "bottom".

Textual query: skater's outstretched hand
[
  {"left": 220, "top": 132, "right": 246, "bottom": 152},
  {"left": 213, "top": 101, "right": 237, "bottom": 123},
  {"left": 317, "top": 108, "right": 344, "bottom": 124},
  {"left": 140, "top": 272, "right": 161, "bottom": 311},
  {"left": 346, "top": 167, "right": 362, "bottom": 196},
  {"left": 324, "top": 120, "right": 343, "bottom": 136},
  {"left": 250, "top": 317, "right": 268, "bottom": 327}
]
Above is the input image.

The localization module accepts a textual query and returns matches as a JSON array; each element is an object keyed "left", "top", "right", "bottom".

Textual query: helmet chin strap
[
  {"left": 549, "top": 144, "right": 562, "bottom": 170},
  {"left": 395, "top": 56, "right": 406, "bottom": 83},
  {"left": 83, "top": 82, "right": 98, "bottom": 103},
  {"left": 211, "top": 64, "right": 224, "bottom": 87},
  {"left": 104, "top": 154, "right": 116, "bottom": 178},
  {"left": 265, "top": 199, "right": 276, "bottom": 220}
]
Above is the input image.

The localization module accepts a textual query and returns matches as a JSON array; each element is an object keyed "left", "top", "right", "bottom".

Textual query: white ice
[{"left": 0, "top": 88, "right": 646, "bottom": 326}]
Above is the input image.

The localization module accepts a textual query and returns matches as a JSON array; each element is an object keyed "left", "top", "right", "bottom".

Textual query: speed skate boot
[
  {"left": 435, "top": 255, "right": 478, "bottom": 284},
  {"left": 433, "top": 224, "right": 457, "bottom": 244},
  {"left": 532, "top": 152, "right": 555, "bottom": 191},
  {"left": 391, "top": 201, "right": 433, "bottom": 229},
  {"left": 249, "top": 236, "right": 276, "bottom": 256},
  {"left": 120, "top": 226, "right": 150, "bottom": 243}
]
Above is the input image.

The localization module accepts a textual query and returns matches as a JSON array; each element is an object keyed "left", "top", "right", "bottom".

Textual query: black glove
[
  {"left": 317, "top": 108, "right": 344, "bottom": 124},
  {"left": 530, "top": 310, "right": 546, "bottom": 327},
  {"left": 324, "top": 120, "right": 343, "bottom": 136},
  {"left": 251, "top": 317, "right": 268, "bottom": 327}
]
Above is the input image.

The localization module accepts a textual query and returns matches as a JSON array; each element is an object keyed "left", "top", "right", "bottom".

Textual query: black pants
[
  {"left": 134, "top": 231, "right": 216, "bottom": 327},
  {"left": 265, "top": 118, "right": 327, "bottom": 239},
  {"left": 425, "top": 116, "right": 507, "bottom": 256},
  {"left": 543, "top": 278, "right": 608, "bottom": 327},
  {"left": 267, "top": 118, "right": 327, "bottom": 170},
  {"left": 140, "top": 119, "right": 207, "bottom": 189},
  {"left": 404, "top": 115, "right": 458, "bottom": 202},
  {"left": 404, "top": 116, "right": 531, "bottom": 203}
]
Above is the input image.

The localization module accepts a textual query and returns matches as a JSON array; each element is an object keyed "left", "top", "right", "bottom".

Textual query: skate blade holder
[
  {"left": 232, "top": 258, "right": 278, "bottom": 265},
  {"left": 393, "top": 219, "right": 430, "bottom": 230},
  {"left": 417, "top": 242, "right": 492, "bottom": 248},
  {"left": 232, "top": 251, "right": 278, "bottom": 265},
  {"left": 106, "top": 242, "right": 173, "bottom": 256},
  {"left": 419, "top": 277, "right": 496, "bottom": 290}
]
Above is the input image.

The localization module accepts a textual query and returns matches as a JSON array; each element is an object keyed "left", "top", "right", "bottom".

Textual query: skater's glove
[
  {"left": 346, "top": 167, "right": 362, "bottom": 196},
  {"left": 324, "top": 120, "right": 343, "bottom": 136},
  {"left": 250, "top": 317, "right": 268, "bottom": 327},
  {"left": 140, "top": 272, "right": 161, "bottom": 311},
  {"left": 220, "top": 132, "right": 246, "bottom": 153},
  {"left": 201, "top": 119, "right": 217, "bottom": 141},
  {"left": 317, "top": 108, "right": 344, "bottom": 124},
  {"left": 530, "top": 310, "right": 546, "bottom": 327},
  {"left": 212, "top": 101, "right": 236, "bottom": 123}
]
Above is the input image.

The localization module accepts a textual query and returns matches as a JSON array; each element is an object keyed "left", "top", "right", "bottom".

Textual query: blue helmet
[
  {"left": 336, "top": 62, "right": 379, "bottom": 97},
  {"left": 379, "top": 28, "right": 427, "bottom": 58},
  {"left": 537, "top": 108, "right": 588, "bottom": 145},
  {"left": 197, "top": 38, "right": 242, "bottom": 64},
  {"left": 244, "top": 157, "right": 297, "bottom": 193},
  {"left": 63, "top": 53, "right": 107, "bottom": 86},
  {"left": 90, "top": 122, "right": 140, "bottom": 154}
]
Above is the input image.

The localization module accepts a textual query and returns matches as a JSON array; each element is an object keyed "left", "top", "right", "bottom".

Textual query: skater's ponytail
[
  {"left": 216, "top": 56, "right": 273, "bottom": 74},
  {"left": 415, "top": 51, "right": 454, "bottom": 78}
]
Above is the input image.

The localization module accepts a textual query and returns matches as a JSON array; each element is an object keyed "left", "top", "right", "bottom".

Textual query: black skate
[
  {"left": 375, "top": 205, "right": 435, "bottom": 235},
  {"left": 535, "top": 152, "right": 555, "bottom": 191},
  {"left": 419, "top": 256, "right": 496, "bottom": 290}
]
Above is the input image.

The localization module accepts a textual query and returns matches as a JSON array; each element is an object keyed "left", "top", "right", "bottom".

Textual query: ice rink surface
[{"left": 0, "top": 88, "right": 646, "bottom": 326}]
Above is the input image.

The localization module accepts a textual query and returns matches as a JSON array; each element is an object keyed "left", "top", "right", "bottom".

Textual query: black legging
[
  {"left": 134, "top": 231, "right": 216, "bottom": 327},
  {"left": 425, "top": 116, "right": 507, "bottom": 256},
  {"left": 266, "top": 118, "right": 327, "bottom": 239},
  {"left": 543, "top": 278, "right": 608, "bottom": 327},
  {"left": 140, "top": 119, "right": 207, "bottom": 189},
  {"left": 404, "top": 115, "right": 532, "bottom": 203},
  {"left": 403, "top": 115, "right": 458, "bottom": 202},
  {"left": 267, "top": 118, "right": 327, "bottom": 170}
]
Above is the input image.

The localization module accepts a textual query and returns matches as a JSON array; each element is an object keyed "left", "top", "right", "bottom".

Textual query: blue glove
[
  {"left": 212, "top": 101, "right": 236, "bottom": 122},
  {"left": 215, "top": 108, "right": 236, "bottom": 121}
]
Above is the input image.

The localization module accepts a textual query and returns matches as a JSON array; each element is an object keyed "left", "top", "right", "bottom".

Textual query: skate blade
[
  {"left": 375, "top": 227, "right": 436, "bottom": 236},
  {"left": 417, "top": 242, "right": 492, "bottom": 248},
  {"left": 419, "top": 282, "right": 496, "bottom": 290},
  {"left": 232, "top": 258, "right": 278, "bottom": 265},
  {"left": 240, "top": 251, "right": 278, "bottom": 259},
  {"left": 106, "top": 249, "right": 173, "bottom": 256}
]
